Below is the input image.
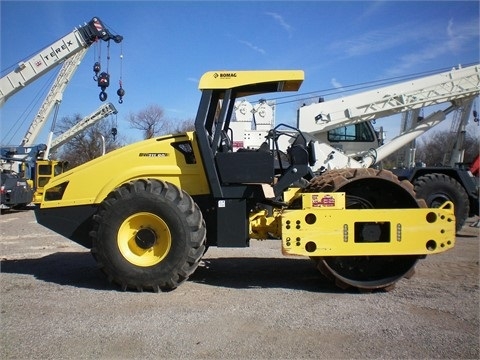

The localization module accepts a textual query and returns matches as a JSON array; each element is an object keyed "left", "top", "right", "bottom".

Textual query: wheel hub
[
  {"left": 117, "top": 211, "right": 172, "bottom": 267},
  {"left": 135, "top": 228, "right": 157, "bottom": 249},
  {"left": 427, "top": 193, "right": 449, "bottom": 208}
]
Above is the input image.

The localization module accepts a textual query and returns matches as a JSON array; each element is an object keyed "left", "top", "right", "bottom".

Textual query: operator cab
[{"left": 194, "top": 70, "right": 313, "bottom": 199}]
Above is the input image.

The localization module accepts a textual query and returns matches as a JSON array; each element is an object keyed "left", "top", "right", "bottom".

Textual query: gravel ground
[{"left": 1, "top": 207, "right": 479, "bottom": 360}]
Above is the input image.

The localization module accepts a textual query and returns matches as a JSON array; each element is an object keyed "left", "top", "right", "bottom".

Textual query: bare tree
[
  {"left": 172, "top": 118, "right": 195, "bottom": 133},
  {"left": 415, "top": 125, "right": 479, "bottom": 166},
  {"left": 52, "top": 114, "right": 122, "bottom": 168},
  {"left": 127, "top": 104, "right": 170, "bottom": 139}
]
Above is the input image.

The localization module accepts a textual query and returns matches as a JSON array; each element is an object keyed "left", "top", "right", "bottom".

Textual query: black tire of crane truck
[
  {"left": 90, "top": 179, "right": 206, "bottom": 292},
  {"left": 413, "top": 173, "right": 469, "bottom": 232}
]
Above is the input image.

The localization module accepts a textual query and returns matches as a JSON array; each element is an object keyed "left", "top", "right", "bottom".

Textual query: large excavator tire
[
  {"left": 413, "top": 173, "right": 468, "bottom": 232},
  {"left": 304, "top": 168, "right": 426, "bottom": 292},
  {"left": 90, "top": 179, "right": 206, "bottom": 292}
]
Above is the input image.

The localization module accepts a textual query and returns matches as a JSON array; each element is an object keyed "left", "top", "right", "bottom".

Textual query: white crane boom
[
  {"left": 49, "top": 102, "right": 118, "bottom": 152},
  {"left": 298, "top": 64, "right": 480, "bottom": 135},
  {"left": 20, "top": 50, "right": 88, "bottom": 147},
  {"left": 0, "top": 30, "right": 88, "bottom": 106},
  {"left": 0, "top": 17, "right": 122, "bottom": 107}
]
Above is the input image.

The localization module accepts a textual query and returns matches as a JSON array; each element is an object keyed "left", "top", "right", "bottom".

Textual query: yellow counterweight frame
[{"left": 250, "top": 192, "right": 455, "bottom": 257}]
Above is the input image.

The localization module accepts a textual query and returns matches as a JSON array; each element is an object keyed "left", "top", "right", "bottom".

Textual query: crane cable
[
  {"left": 473, "top": 99, "right": 479, "bottom": 123},
  {"left": 96, "top": 38, "right": 111, "bottom": 102},
  {"left": 117, "top": 42, "right": 125, "bottom": 104},
  {"left": 92, "top": 39, "right": 101, "bottom": 81},
  {"left": 94, "top": 18, "right": 125, "bottom": 104}
]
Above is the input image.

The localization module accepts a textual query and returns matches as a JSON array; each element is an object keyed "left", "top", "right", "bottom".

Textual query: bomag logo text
[{"left": 217, "top": 73, "right": 237, "bottom": 78}]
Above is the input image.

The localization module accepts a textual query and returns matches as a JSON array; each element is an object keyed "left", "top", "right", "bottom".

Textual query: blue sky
[{"left": 1, "top": 0, "right": 479, "bottom": 146}]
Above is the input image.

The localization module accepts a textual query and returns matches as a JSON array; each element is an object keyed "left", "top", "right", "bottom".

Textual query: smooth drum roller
[{"left": 306, "top": 168, "right": 426, "bottom": 292}]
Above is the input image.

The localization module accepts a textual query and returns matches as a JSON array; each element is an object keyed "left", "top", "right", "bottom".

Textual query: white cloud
[
  {"left": 447, "top": 19, "right": 455, "bottom": 38},
  {"left": 331, "top": 24, "right": 413, "bottom": 57},
  {"left": 239, "top": 40, "right": 266, "bottom": 55},
  {"left": 331, "top": 78, "right": 344, "bottom": 90},
  {"left": 265, "top": 12, "right": 293, "bottom": 38},
  {"left": 329, "top": 18, "right": 479, "bottom": 76},
  {"left": 357, "top": 0, "right": 386, "bottom": 21},
  {"left": 385, "top": 18, "right": 479, "bottom": 76},
  {"left": 445, "top": 18, "right": 477, "bottom": 53}
]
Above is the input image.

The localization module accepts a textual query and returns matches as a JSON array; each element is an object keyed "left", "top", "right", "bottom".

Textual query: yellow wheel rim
[{"left": 117, "top": 212, "right": 171, "bottom": 267}]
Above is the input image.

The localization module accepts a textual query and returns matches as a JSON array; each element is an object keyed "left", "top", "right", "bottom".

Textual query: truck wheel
[
  {"left": 413, "top": 173, "right": 469, "bottom": 232},
  {"left": 90, "top": 179, "right": 206, "bottom": 292}
]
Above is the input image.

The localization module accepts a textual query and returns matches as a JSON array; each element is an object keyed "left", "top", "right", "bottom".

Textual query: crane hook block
[
  {"left": 93, "top": 62, "right": 101, "bottom": 81},
  {"left": 99, "top": 91, "right": 108, "bottom": 102},
  {"left": 117, "top": 87, "right": 125, "bottom": 104},
  {"left": 97, "top": 72, "right": 110, "bottom": 90}
]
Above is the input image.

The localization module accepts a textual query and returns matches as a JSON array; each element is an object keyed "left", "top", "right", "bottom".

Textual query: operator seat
[
  {"left": 214, "top": 131, "right": 274, "bottom": 185},
  {"left": 218, "top": 130, "right": 232, "bottom": 152}
]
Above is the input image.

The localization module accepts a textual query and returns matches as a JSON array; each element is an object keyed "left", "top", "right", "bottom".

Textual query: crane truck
[
  {"left": 0, "top": 17, "right": 123, "bottom": 209},
  {"left": 231, "top": 64, "right": 480, "bottom": 231},
  {"left": 1, "top": 102, "right": 118, "bottom": 207},
  {"left": 35, "top": 70, "right": 455, "bottom": 293}
]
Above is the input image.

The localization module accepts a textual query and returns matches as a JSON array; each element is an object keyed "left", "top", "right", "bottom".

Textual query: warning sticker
[
  {"left": 302, "top": 193, "right": 345, "bottom": 210},
  {"left": 312, "top": 194, "right": 335, "bottom": 207}
]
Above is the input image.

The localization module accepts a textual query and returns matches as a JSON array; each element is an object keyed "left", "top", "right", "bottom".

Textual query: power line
[{"left": 265, "top": 62, "right": 479, "bottom": 106}]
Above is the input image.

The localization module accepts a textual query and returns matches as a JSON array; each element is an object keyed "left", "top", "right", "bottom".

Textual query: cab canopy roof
[{"left": 199, "top": 70, "right": 304, "bottom": 97}]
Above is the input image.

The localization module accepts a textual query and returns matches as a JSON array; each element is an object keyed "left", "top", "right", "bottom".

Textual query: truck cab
[
  {"left": 318, "top": 121, "right": 381, "bottom": 159},
  {"left": 0, "top": 171, "right": 33, "bottom": 210}
]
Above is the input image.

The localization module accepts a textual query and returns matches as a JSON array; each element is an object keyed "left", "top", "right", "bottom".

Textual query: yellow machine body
[
  {"left": 281, "top": 198, "right": 455, "bottom": 256},
  {"left": 250, "top": 195, "right": 455, "bottom": 256},
  {"left": 40, "top": 132, "right": 210, "bottom": 209}
]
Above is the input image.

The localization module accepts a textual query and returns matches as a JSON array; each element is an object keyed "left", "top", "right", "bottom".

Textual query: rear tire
[
  {"left": 90, "top": 179, "right": 206, "bottom": 292},
  {"left": 413, "top": 173, "right": 469, "bottom": 232}
]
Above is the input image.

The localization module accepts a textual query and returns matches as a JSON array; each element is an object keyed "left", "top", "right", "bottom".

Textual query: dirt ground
[{"left": 0, "top": 207, "right": 479, "bottom": 360}]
